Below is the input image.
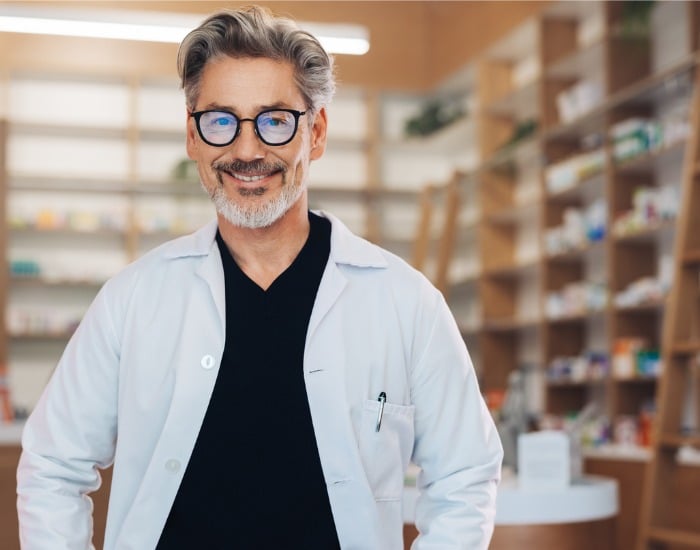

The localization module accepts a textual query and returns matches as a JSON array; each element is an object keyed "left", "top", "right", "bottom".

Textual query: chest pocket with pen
[{"left": 359, "top": 397, "right": 415, "bottom": 501}]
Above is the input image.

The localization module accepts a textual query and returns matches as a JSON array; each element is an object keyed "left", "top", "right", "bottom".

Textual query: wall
[{"left": 0, "top": 1, "right": 547, "bottom": 90}]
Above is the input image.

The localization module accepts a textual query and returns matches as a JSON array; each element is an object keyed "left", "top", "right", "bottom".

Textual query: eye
[{"left": 212, "top": 116, "right": 233, "bottom": 127}]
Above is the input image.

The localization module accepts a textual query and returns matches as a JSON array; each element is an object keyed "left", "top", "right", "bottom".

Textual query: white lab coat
[{"left": 17, "top": 212, "right": 502, "bottom": 550}]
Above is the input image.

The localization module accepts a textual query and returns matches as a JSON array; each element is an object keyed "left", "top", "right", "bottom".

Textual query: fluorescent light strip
[{"left": 0, "top": 13, "right": 370, "bottom": 55}]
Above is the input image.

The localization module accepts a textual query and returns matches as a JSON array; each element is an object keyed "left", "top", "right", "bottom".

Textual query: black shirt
[{"left": 157, "top": 212, "right": 340, "bottom": 549}]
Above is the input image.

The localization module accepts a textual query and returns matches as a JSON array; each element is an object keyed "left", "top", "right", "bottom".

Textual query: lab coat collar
[{"left": 161, "top": 210, "right": 389, "bottom": 270}]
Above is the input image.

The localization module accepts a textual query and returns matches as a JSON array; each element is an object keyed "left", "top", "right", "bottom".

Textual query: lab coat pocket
[{"left": 360, "top": 399, "right": 415, "bottom": 501}]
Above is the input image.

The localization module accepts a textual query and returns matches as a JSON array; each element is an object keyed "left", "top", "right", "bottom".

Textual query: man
[{"left": 17, "top": 6, "right": 502, "bottom": 549}]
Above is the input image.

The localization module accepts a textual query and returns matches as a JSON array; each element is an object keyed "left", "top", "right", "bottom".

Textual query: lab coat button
[
  {"left": 165, "top": 459, "right": 181, "bottom": 473},
  {"left": 200, "top": 355, "right": 215, "bottom": 370}
]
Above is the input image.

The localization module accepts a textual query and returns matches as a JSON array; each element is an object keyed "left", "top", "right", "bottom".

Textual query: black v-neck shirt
[{"left": 157, "top": 212, "right": 340, "bottom": 549}]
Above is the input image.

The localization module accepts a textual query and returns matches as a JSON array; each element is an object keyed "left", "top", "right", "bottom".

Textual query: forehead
[{"left": 197, "top": 56, "right": 302, "bottom": 110}]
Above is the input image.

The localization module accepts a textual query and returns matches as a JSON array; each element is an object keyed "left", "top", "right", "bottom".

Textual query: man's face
[{"left": 186, "top": 56, "right": 327, "bottom": 229}]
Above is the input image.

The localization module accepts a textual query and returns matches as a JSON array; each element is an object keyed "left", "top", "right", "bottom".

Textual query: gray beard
[{"left": 203, "top": 174, "right": 304, "bottom": 229}]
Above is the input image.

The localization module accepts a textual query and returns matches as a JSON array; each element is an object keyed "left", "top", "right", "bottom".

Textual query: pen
[{"left": 375, "top": 391, "right": 386, "bottom": 432}]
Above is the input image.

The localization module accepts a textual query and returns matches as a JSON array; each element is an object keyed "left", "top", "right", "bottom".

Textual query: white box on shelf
[{"left": 518, "top": 430, "right": 572, "bottom": 490}]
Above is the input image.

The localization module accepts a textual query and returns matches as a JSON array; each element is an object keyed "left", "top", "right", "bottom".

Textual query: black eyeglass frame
[{"left": 189, "top": 108, "right": 308, "bottom": 147}]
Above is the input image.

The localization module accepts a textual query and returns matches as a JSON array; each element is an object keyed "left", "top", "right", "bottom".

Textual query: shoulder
[
  {"left": 321, "top": 210, "right": 441, "bottom": 303},
  {"left": 101, "top": 220, "right": 218, "bottom": 298}
]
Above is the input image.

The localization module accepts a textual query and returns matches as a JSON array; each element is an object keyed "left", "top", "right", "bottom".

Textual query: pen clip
[{"left": 375, "top": 391, "right": 386, "bottom": 432}]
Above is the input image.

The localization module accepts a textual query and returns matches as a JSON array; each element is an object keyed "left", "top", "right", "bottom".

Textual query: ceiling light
[{"left": 0, "top": 6, "right": 370, "bottom": 55}]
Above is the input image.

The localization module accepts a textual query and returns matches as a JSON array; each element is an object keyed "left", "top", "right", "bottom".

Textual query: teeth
[{"left": 231, "top": 172, "right": 268, "bottom": 183}]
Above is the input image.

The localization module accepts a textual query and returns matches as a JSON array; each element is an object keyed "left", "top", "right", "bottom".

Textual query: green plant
[
  {"left": 403, "top": 98, "right": 466, "bottom": 138},
  {"left": 619, "top": 0, "right": 656, "bottom": 38}
]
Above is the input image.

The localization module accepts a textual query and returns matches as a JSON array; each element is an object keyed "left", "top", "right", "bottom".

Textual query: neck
[{"left": 217, "top": 196, "right": 310, "bottom": 290}]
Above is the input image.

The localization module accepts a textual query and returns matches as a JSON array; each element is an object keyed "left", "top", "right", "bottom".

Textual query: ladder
[
  {"left": 637, "top": 68, "right": 700, "bottom": 549},
  {"left": 412, "top": 171, "right": 461, "bottom": 296}
]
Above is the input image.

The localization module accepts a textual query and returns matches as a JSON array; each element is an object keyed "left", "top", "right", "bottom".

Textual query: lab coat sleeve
[
  {"left": 409, "top": 287, "right": 503, "bottom": 549},
  {"left": 17, "top": 278, "right": 123, "bottom": 550}
]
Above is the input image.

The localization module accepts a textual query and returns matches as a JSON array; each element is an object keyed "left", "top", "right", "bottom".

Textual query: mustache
[{"left": 213, "top": 159, "right": 286, "bottom": 175}]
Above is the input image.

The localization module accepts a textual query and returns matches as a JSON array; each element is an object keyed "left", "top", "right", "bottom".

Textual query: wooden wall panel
[{"left": 0, "top": 1, "right": 548, "bottom": 90}]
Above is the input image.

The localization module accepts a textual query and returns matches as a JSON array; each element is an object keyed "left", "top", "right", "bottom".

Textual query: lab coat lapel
[{"left": 304, "top": 259, "right": 384, "bottom": 549}]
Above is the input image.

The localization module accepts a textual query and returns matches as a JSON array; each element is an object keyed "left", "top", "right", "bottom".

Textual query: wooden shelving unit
[
  {"left": 637, "top": 67, "right": 700, "bottom": 548},
  {"left": 417, "top": 4, "right": 700, "bottom": 549}
]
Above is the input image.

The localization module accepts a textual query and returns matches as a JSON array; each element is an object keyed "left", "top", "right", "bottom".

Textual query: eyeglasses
[{"left": 190, "top": 108, "right": 307, "bottom": 147}]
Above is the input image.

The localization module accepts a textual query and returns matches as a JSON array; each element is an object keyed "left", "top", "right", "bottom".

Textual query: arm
[
  {"left": 410, "top": 289, "right": 503, "bottom": 549},
  {"left": 17, "top": 282, "right": 122, "bottom": 549}
]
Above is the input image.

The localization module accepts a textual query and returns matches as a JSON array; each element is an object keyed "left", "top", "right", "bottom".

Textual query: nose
[{"left": 232, "top": 119, "right": 265, "bottom": 160}]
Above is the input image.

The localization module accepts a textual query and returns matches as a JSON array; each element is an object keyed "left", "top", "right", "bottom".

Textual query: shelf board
[
  {"left": 543, "top": 102, "right": 607, "bottom": 141},
  {"left": 485, "top": 79, "right": 540, "bottom": 119},
  {"left": 10, "top": 173, "right": 132, "bottom": 194},
  {"left": 458, "top": 323, "right": 481, "bottom": 337},
  {"left": 483, "top": 197, "right": 540, "bottom": 225},
  {"left": 543, "top": 55, "right": 696, "bottom": 142},
  {"left": 10, "top": 276, "right": 105, "bottom": 288},
  {"left": 546, "top": 377, "right": 606, "bottom": 388},
  {"left": 607, "top": 53, "right": 696, "bottom": 110},
  {"left": 482, "top": 258, "right": 540, "bottom": 280},
  {"left": 481, "top": 136, "right": 541, "bottom": 172},
  {"left": 9, "top": 226, "right": 126, "bottom": 238},
  {"left": 613, "top": 374, "right": 659, "bottom": 384},
  {"left": 482, "top": 317, "right": 540, "bottom": 332},
  {"left": 545, "top": 240, "right": 606, "bottom": 262},
  {"left": 545, "top": 38, "right": 605, "bottom": 80},
  {"left": 612, "top": 219, "right": 676, "bottom": 243},
  {"left": 671, "top": 341, "right": 700, "bottom": 356},
  {"left": 658, "top": 433, "right": 700, "bottom": 449},
  {"left": 10, "top": 331, "right": 74, "bottom": 341},
  {"left": 545, "top": 308, "right": 606, "bottom": 325},
  {"left": 681, "top": 248, "right": 700, "bottom": 266},
  {"left": 9, "top": 120, "right": 128, "bottom": 139},
  {"left": 546, "top": 171, "right": 605, "bottom": 202},
  {"left": 647, "top": 527, "right": 700, "bottom": 548},
  {"left": 613, "top": 139, "right": 686, "bottom": 175},
  {"left": 614, "top": 299, "right": 666, "bottom": 313},
  {"left": 583, "top": 444, "right": 652, "bottom": 462}
]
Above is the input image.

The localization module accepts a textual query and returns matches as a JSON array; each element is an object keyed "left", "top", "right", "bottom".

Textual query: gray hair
[{"left": 177, "top": 5, "right": 336, "bottom": 113}]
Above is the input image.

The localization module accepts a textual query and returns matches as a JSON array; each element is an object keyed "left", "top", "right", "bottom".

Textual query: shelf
[
  {"left": 9, "top": 173, "right": 132, "bottom": 194},
  {"left": 658, "top": 433, "right": 700, "bottom": 449},
  {"left": 485, "top": 79, "right": 540, "bottom": 119},
  {"left": 546, "top": 240, "right": 606, "bottom": 263},
  {"left": 10, "top": 331, "right": 74, "bottom": 341},
  {"left": 10, "top": 276, "right": 105, "bottom": 288},
  {"left": 607, "top": 53, "right": 696, "bottom": 110},
  {"left": 613, "top": 219, "right": 676, "bottom": 243},
  {"left": 613, "top": 139, "right": 686, "bottom": 175},
  {"left": 482, "top": 317, "right": 540, "bottom": 332},
  {"left": 682, "top": 248, "right": 700, "bottom": 266},
  {"left": 647, "top": 527, "right": 700, "bottom": 548},
  {"left": 483, "top": 198, "right": 540, "bottom": 225},
  {"left": 546, "top": 377, "right": 606, "bottom": 388},
  {"left": 547, "top": 171, "right": 605, "bottom": 203},
  {"left": 545, "top": 39, "right": 605, "bottom": 79},
  {"left": 614, "top": 299, "right": 666, "bottom": 313},
  {"left": 583, "top": 444, "right": 652, "bottom": 462},
  {"left": 546, "top": 308, "right": 606, "bottom": 325},
  {"left": 481, "top": 136, "right": 541, "bottom": 172},
  {"left": 9, "top": 226, "right": 126, "bottom": 238},
  {"left": 482, "top": 258, "right": 539, "bottom": 280},
  {"left": 613, "top": 374, "right": 659, "bottom": 385},
  {"left": 543, "top": 102, "right": 607, "bottom": 141},
  {"left": 671, "top": 341, "right": 700, "bottom": 356},
  {"left": 9, "top": 120, "right": 128, "bottom": 139}
]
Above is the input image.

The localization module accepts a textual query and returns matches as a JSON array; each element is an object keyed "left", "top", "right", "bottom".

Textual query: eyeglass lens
[{"left": 197, "top": 110, "right": 300, "bottom": 146}]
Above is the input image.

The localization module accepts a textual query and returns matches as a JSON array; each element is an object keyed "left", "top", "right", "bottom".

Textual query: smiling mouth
[{"left": 229, "top": 172, "right": 272, "bottom": 183}]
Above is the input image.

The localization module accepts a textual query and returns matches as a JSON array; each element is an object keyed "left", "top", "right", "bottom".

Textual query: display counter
[{"left": 403, "top": 474, "right": 619, "bottom": 550}]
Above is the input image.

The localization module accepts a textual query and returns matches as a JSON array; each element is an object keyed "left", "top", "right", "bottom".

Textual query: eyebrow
[{"left": 200, "top": 101, "right": 298, "bottom": 114}]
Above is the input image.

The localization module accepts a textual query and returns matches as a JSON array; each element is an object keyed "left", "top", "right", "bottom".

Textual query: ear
[
  {"left": 309, "top": 107, "right": 328, "bottom": 161},
  {"left": 185, "top": 111, "right": 198, "bottom": 160}
]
